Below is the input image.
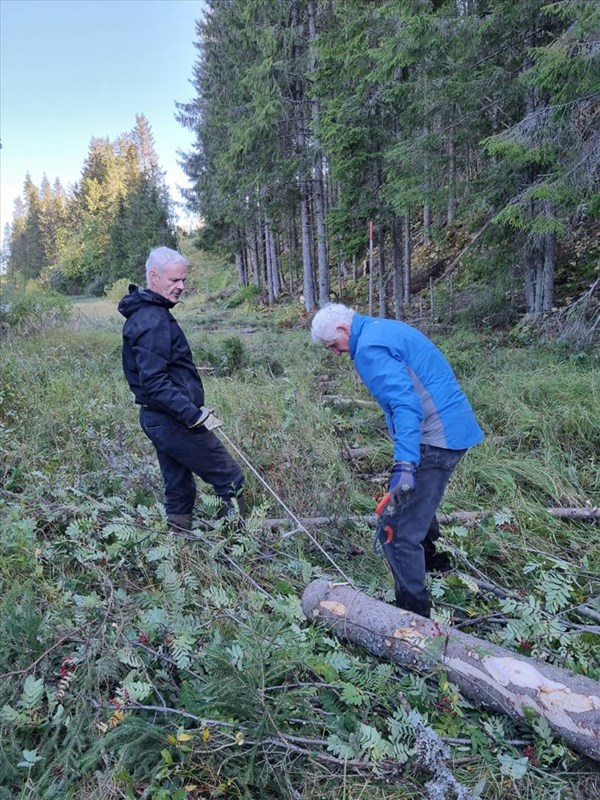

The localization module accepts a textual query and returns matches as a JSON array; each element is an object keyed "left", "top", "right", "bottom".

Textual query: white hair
[
  {"left": 145, "top": 247, "right": 189, "bottom": 284},
  {"left": 311, "top": 303, "right": 356, "bottom": 345}
]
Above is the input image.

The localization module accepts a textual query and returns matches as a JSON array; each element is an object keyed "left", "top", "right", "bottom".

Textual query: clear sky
[{"left": 0, "top": 0, "right": 204, "bottom": 235}]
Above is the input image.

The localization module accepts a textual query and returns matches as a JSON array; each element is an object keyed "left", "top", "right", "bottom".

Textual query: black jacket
[{"left": 118, "top": 285, "right": 204, "bottom": 427}]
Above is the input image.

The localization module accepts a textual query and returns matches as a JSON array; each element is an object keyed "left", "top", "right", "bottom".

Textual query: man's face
[
  {"left": 149, "top": 261, "right": 188, "bottom": 303},
  {"left": 325, "top": 324, "right": 350, "bottom": 356}
]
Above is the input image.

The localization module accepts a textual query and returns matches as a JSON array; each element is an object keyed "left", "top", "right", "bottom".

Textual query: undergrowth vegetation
[{"left": 0, "top": 271, "right": 598, "bottom": 799}]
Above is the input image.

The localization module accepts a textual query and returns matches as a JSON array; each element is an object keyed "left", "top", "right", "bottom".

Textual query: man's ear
[{"left": 336, "top": 323, "right": 350, "bottom": 335}]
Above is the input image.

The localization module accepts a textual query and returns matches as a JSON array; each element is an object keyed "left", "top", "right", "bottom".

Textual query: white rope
[{"left": 219, "top": 429, "right": 355, "bottom": 586}]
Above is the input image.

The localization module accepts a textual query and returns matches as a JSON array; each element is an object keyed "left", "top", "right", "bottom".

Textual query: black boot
[
  {"left": 216, "top": 495, "right": 247, "bottom": 520},
  {"left": 216, "top": 496, "right": 247, "bottom": 537},
  {"left": 394, "top": 588, "right": 431, "bottom": 618},
  {"left": 167, "top": 513, "right": 193, "bottom": 533},
  {"left": 423, "top": 517, "right": 453, "bottom": 573}
]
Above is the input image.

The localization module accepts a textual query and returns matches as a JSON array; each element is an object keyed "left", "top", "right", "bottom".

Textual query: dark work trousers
[
  {"left": 378, "top": 444, "right": 466, "bottom": 617},
  {"left": 140, "top": 409, "right": 244, "bottom": 516}
]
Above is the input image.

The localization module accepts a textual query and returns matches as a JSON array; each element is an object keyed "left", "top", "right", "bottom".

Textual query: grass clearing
[{"left": 0, "top": 290, "right": 598, "bottom": 799}]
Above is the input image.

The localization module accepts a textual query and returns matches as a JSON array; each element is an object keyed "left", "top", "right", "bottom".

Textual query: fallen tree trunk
[
  {"left": 302, "top": 579, "right": 600, "bottom": 761},
  {"left": 322, "top": 396, "right": 377, "bottom": 406},
  {"left": 266, "top": 506, "right": 599, "bottom": 531}
]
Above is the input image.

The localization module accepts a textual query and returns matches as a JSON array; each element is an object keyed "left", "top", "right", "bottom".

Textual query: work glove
[
  {"left": 388, "top": 461, "right": 416, "bottom": 503},
  {"left": 191, "top": 406, "right": 223, "bottom": 431}
]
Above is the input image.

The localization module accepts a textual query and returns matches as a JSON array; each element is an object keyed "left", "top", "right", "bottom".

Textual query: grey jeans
[{"left": 378, "top": 444, "right": 466, "bottom": 616}]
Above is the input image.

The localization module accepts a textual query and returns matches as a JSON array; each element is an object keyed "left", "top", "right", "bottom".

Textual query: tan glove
[{"left": 191, "top": 406, "right": 223, "bottom": 431}]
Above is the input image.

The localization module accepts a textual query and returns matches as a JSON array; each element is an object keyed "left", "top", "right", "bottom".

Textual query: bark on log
[{"left": 302, "top": 579, "right": 600, "bottom": 761}]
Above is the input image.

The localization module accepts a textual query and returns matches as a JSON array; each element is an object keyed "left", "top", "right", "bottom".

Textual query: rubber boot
[{"left": 167, "top": 513, "right": 193, "bottom": 533}]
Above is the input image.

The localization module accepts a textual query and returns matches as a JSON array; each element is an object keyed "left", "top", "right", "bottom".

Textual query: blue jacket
[
  {"left": 118, "top": 285, "right": 204, "bottom": 427},
  {"left": 349, "top": 314, "right": 484, "bottom": 463}
]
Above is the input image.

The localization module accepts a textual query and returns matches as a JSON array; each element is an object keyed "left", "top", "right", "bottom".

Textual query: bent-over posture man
[
  {"left": 119, "top": 246, "right": 244, "bottom": 531},
  {"left": 311, "top": 303, "right": 483, "bottom": 617}
]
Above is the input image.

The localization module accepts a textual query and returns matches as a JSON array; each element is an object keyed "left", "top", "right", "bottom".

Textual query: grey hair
[
  {"left": 311, "top": 303, "right": 356, "bottom": 345},
  {"left": 145, "top": 247, "right": 189, "bottom": 284}
]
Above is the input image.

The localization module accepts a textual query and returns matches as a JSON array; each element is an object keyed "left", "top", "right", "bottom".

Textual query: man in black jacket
[{"left": 118, "top": 246, "right": 244, "bottom": 532}]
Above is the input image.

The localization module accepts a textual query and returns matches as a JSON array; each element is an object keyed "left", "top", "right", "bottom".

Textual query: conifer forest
[{"left": 1, "top": 2, "right": 599, "bottom": 799}]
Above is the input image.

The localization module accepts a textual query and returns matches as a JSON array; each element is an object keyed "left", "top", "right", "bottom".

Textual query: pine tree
[
  {"left": 21, "top": 175, "right": 45, "bottom": 281},
  {"left": 483, "top": 0, "right": 599, "bottom": 313}
]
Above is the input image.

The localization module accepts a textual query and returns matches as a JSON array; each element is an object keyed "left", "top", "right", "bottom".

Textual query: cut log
[
  {"left": 264, "top": 506, "right": 599, "bottom": 531},
  {"left": 302, "top": 579, "right": 600, "bottom": 762}
]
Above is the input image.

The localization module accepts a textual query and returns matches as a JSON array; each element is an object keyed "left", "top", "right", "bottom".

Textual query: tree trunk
[
  {"left": 391, "top": 216, "right": 403, "bottom": 320},
  {"left": 300, "top": 183, "right": 315, "bottom": 311},
  {"left": 377, "top": 225, "right": 386, "bottom": 318},
  {"left": 264, "top": 221, "right": 274, "bottom": 306},
  {"left": 542, "top": 199, "right": 555, "bottom": 311},
  {"left": 423, "top": 199, "right": 431, "bottom": 247},
  {"left": 261, "top": 506, "right": 599, "bottom": 530},
  {"left": 337, "top": 249, "right": 346, "bottom": 300},
  {"left": 523, "top": 236, "right": 536, "bottom": 314},
  {"left": 308, "top": 0, "right": 329, "bottom": 307},
  {"left": 403, "top": 214, "right": 411, "bottom": 305},
  {"left": 292, "top": 0, "right": 315, "bottom": 312},
  {"left": 235, "top": 252, "right": 245, "bottom": 286},
  {"left": 289, "top": 212, "right": 298, "bottom": 293},
  {"left": 368, "top": 220, "right": 374, "bottom": 315},
  {"left": 269, "top": 225, "right": 282, "bottom": 296},
  {"left": 447, "top": 137, "right": 457, "bottom": 225},
  {"left": 250, "top": 224, "right": 261, "bottom": 289},
  {"left": 302, "top": 579, "right": 600, "bottom": 762}
]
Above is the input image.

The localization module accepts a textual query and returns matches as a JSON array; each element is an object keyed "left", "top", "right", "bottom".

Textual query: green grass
[{"left": 0, "top": 287, "right": 599, "bottom": 800}]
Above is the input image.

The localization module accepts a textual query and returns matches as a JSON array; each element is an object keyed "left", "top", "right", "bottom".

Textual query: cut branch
[{"left": 322, "top": 396, "right": 377, "bottom": 406}]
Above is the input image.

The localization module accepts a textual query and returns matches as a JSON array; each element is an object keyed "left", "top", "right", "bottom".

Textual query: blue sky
[{"left": 0, "top": 0, "right": 204, "bottom": 234}]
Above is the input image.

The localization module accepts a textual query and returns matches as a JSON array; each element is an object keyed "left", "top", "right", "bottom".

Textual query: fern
[
  {"left": 497, "top": 752, "right": 530, "bottom": 779},
  {"left": 338, "top": 681, "right": 365, "bottom": 707},
  {"left": 119, "top": 675, "right": 153, "bottom": 703},
  {"left": 389, "top": 707, "right": 415, "bottom": 741},
  {"left": 171, "top": 632, "right": 197, "bottom": 669},
  {"left": 202, "top": 585, "right": 231, "bottom": 609},
  {"left": 103, "top": 522, "right": 147, "bottom": 545},
  {"left": 137, "top": 607, "right": 168, "bottom": 632},
  {"left": 0, "top": 704, "right": 27, "bottom": 724},
  {"left": 145, "top": 544, "right": 174, "bottom": 563},
  {"left": 225, "top": 642, "right": 244, "bottom": 671},
  {"left": 357, "top": 723, "right": 395, "bottom": 760},
  {"left": 541, "top": 570, "right": 573, "bottom": 613},
  {"left": 72, "top": 592, "right": 104, "bottom": 609},
  {"left": 116, "top": 646, "right": 144, "bottom": 669},
  {"left": 155, "top": 562, "right": 182, "bottom": 595},
  {"left": 20, "top": 675, "right": 45, "bottom": 714},
  {"left": 326, "top": 733, "right": 356, "bottom": 760},
  {"left": 326, "top": 650, "right": 352, "bottom": 673}
]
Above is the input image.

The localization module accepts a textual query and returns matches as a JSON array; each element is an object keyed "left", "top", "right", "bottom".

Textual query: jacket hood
[{"left": 118, "top": 285, "right": 175, "bottom": 319}]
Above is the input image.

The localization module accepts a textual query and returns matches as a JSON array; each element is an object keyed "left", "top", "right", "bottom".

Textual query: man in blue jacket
[
  {"left": 119, "top": 246, "right": 244, "bottom": 532},
  {"left": 311, "top": 303, "right": 483, "bottom": 617}
]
